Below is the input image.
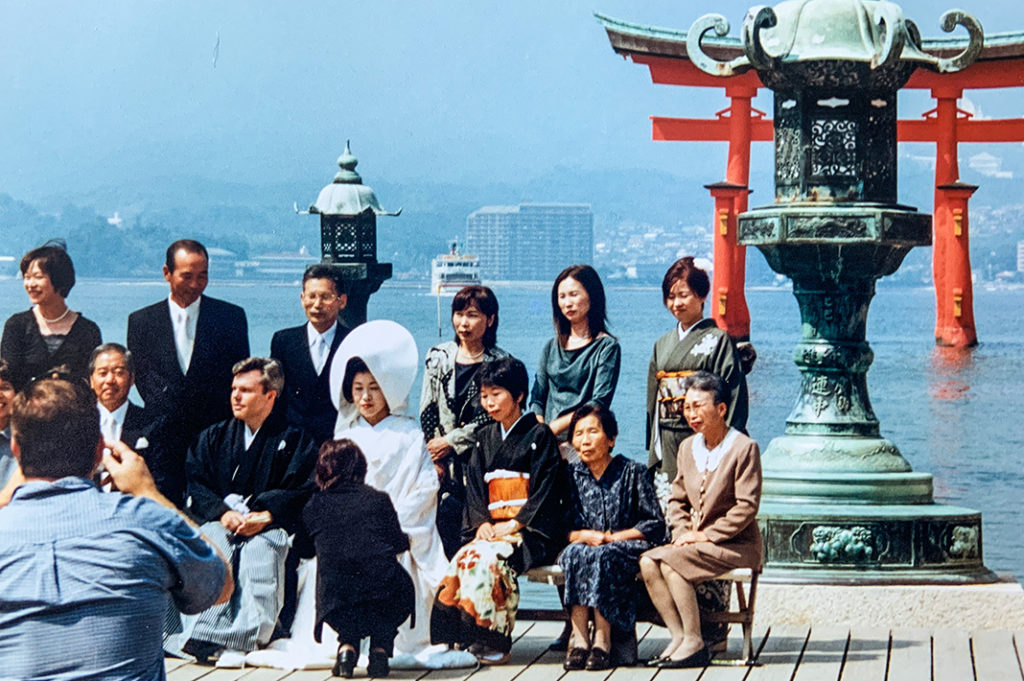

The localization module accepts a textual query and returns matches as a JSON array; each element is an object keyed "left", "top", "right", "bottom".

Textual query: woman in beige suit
[{"left": 639, "top": 371, "right": 762, "bottom": 669}]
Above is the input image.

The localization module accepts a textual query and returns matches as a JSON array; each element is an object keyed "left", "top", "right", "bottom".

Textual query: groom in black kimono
[{"left": 172, "top": 357, "right": 318, "bottom": 667}]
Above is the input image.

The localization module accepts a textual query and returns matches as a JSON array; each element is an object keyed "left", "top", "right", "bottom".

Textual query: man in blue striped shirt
[{"left": 0, "top": 379, "right": 232, "bottom": 681}]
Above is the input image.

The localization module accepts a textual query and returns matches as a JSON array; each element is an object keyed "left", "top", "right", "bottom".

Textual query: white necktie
[
  {"left": 313, "top": 335, "right": 328, "bottom": 375},
  {"left": 176, "top": 309, "right": 194, "bottom": 374},
  {"left": 102, "top": 413, "right": 117, "bottom": 443}
]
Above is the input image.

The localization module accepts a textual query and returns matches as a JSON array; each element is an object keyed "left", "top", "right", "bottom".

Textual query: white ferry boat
[{"left": 431, "top": 240, "right": 481, "bottom": 295}]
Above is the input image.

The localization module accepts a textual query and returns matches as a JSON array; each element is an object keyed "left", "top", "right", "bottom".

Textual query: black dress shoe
[
  {"left": 644, "top": 655, "right": 667, "bottom": 667},
  {"left": 658, "top": 646, "right": 710, "bottom": 669},
  {"left": 367, "top": 649, "right": 390, "bottom": 678},
  {"left": 563, "top": 647, "right": 589, "bottom": 671},
  {"left": 585, "top": 647, "right": 611, "bottom": 671},
  {"left": 333, "top": 648, "right": 356, "bottom": 678}
]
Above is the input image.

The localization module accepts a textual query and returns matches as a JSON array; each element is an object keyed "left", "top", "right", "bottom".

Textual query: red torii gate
[{"left": 599, "top": 15, "right": 1024, "bottom": 347}]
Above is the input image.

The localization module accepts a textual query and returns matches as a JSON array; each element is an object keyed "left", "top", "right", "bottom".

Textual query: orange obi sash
[
  {"left": 655, "top": 370, "right": 696, "bottom": 420},
  {"left": 484, "top": 469, "right": 530, "bottom": 520}
]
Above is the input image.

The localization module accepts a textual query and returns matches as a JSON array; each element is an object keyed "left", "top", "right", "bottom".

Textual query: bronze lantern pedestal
[{"left": 688, "top": 0, "right": 995, "bottom": 582}]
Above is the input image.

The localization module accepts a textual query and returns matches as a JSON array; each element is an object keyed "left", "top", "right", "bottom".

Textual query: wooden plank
[
  {"left": 885, "top": 628, "right": 930, "bottom": 681},
  {"left": 192, "top": 670, "right": 260, "bottom": 681},
  {"left": 238, "top": 668, "right": 297, "bottom": 681},
  {"left": 972, "top": 630, "right": 1022, "bottom": 681},
  {"left": 166, "top": 663, "right": 217, "bottom": 681},
  {"left": 932, "top": 629, "right": 974, "bottom": 681},
  {"left": 745, "top": 625, "right": 810, "bottom": 681},
  {"left": 469, "top": 621, "right": 563, "bottom": 681},
  {"left": 277, "top": 669, "right": 334, "bottom": 681},
  {"left": 840, "top": 627, "right": 889, "bottom": 681},
  {"left": 701, "top": 625, "right": 769, "bottom": 680},
  {"left": 165, "top": 658, "right": 193, "bottom": 673},
  {"left": 790, "top": 626, "right": 848, "bottom": 681}
]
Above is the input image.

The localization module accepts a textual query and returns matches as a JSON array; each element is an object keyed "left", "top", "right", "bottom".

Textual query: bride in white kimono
[{"left": 247, "top": 321, "right": 475, "bottom": 670}]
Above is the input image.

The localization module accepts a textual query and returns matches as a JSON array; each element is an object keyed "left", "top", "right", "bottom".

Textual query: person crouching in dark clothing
[{"left": 294, "top": 439, "right": 414, "bottom": 679}]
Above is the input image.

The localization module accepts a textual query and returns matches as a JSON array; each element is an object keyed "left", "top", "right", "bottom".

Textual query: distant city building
[
  {"left": 1017, "top": 240, "right": 1024, "bottom": 274},
  {"left": 466, "top": 203, "right": 593, "bottom": 281}
]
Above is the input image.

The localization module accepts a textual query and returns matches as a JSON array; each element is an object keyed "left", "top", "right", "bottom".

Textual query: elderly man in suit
[
  {"left": 126, "top": 239, "right": 249, "bottom": 505},
  {"left": 88, "top": 342, "right": 175, "bottom": 498},
  {"left": 270, "top": 264, "right": 349, "bottom": 445}
]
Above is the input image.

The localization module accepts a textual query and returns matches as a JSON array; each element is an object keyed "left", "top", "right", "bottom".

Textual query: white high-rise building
[{"left": 466, "top": 203, "right": 593, "bottom": 282}]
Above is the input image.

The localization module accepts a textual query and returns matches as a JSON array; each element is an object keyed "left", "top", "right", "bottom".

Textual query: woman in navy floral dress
[{"left": 557, "top": 405, "right": 666, "bottom": 671}]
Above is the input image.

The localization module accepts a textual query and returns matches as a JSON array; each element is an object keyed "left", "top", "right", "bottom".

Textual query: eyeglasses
[{"left": 302, "top": 293, "right": 338, "bottom": 304}]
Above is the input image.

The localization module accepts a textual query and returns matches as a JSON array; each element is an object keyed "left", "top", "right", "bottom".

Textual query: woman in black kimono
[
  {"left": 295, "top": 439, "right": 415, "bottom": 679},
  {"left": 558, "top": 405, "right": 666, "bottom": 671},
  {"left": 431, "top": 357, "right": 566, "bottom": 664}
]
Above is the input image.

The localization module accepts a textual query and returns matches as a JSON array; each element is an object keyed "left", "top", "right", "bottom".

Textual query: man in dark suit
[
  {"left": 88, "top": 342, "right": 178, "bottom": 501},
  {"left": 126, "top": 240, "right": 249, "bottom": 503},
  {"left": 270, "top": 264, "right": 349, "bottom": 445}
]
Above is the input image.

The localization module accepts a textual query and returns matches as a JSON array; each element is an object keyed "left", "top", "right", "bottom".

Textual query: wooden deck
[{"left": 164, "top": 621, "right": 1024, "bottom": 681}]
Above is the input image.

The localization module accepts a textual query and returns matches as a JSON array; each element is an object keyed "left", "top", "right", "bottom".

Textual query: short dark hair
[
  {"left": 662, "top": 256, "right": 710, "bottom": 302},
  {"left": 21, "top": 240, "right": 76, "bottom": 298},
  {"left": 165, "top": 239, "right": 209, "bottom": 272},
  {"left": 0, "top": 359, "right": 12, "bottom": 386},
  {"left": 12, "top": 379, "right": 99, "bottom": 479},
  {"left": 452, "top": 285, "right": 499, "bottom": 349},
  {"left": 568, "top": 403, "right": 619, "bottom": 442},
  {"left": 88, "top": 343, "right": 135, "bottom": 376},
  {"left": 683, "top": 370, "right": 729, "bottom": 406},
  {"left": 315, "top": 438, "right": 368, "bottom": 490},
  {"left": 232, "top": 357, "right": 285, "bottom": 393},
  {"left": 478, "top": 357, "right": 529, "bottom": 407},
  {"left": 552, "top": 264, "right": 610, "bottom": 347},
  {"left": 341, "top": 357, "right": 371, "bottom": 403},
  {"left": 302, "top": 264, "right": 346, "bottom": 297}
]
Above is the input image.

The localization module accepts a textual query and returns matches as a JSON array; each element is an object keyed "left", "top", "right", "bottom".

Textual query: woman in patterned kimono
[
  {"left": 420, "top": 286, "right": 510, "bottom": 558},
  {"left": 647, "top": 257, "right": 749, "bottom": 487},
  {"left": 646, "top": 257, "right": 750, "bottom": 648},
  {"left": 557, "top": 404, "right": 666, "bottom": 671},
  {"left": 640, "top": 372, "right": 762, "bottom": 669},
  {"left": 431, "top": 357, "right": 565, "bottom": 664}
]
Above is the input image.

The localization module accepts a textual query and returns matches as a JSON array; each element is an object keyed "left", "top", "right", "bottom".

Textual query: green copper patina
[
  {"left": 306, "top": 141, "right": 399, "bottom": 327},
  {"left": 687, "top": 0, "right": 996, "bottom": 582}
]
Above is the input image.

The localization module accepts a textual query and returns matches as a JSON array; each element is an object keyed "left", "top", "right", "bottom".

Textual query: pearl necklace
[
  {"left": 39, "top": 306, "right": 71, "bottom": 324},
  {"left": 458, "top": 347, "right": 485, "bottom": 362}
]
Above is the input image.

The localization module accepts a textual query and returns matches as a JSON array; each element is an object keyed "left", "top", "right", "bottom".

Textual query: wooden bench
[{"left": 522, "top": 564, "right": 761, "bottom": 664}]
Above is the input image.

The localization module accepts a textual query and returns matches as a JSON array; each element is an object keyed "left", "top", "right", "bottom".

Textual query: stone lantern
[
  {"left": 306, "top": 141, "right": 399, "bottom": 328},
  {"left": 688, "top": 1, "right": 994, "bottom": 582}
]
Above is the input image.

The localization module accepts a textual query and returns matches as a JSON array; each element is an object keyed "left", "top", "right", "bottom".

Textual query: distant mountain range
[{"left": 1, "top": 144, "right": 1021, "bottom": 282}]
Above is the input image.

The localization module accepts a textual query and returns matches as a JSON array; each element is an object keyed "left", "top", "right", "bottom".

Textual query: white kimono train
[{"left": 247, "top": 320, "right": 474, "bottom": 670}]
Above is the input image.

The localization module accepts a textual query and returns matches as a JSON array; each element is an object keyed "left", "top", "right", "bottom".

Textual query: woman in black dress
[
  {"left": 1, "top": 241, "right": 101, "bottom": 390},
  {"left": 558, "top": 405, "right": 666, "bottom": 671},
  {"left": 294, "top": 439, "right": 414, "bottom": 679}
]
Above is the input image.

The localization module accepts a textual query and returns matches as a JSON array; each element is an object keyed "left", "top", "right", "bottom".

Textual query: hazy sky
[{"left": 2, "top": 0, "right": 1024, "bottom": 203}]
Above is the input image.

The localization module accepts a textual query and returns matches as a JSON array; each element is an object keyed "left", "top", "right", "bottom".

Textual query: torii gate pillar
[
  {"left": 935, "top": 180, "right": 979, "bottom": 347},
  {"left": 711, "top": 85, "right": 757, "bottom": 342},
  {"left": 932, "top": 87, "right": 978, "bottom": 347},
  {"left": 705, "top": 180, "right": 751, "bottom": 342}
]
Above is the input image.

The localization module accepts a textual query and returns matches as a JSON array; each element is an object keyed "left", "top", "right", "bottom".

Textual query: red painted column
[
  {"left": 935, "top": 181, "right": 979, "bottom": 347},
  {"left": 714, "top": 86, "right": 758, "bottom": 342},
  {"left": 705, "top": 181, "right": 748, "bottom": 341},
  {"left": 931, "top": 87, "right": 978, "bottom": 347}
]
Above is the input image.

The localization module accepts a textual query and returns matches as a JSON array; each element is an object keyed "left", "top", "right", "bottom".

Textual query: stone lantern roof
[{"left": 309, "top": 141, "right": 401, "bottom": 217}]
